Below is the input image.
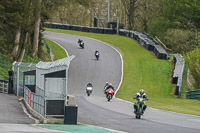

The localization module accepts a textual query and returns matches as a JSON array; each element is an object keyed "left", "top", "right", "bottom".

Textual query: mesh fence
[{"left": 12, "top": 62, "right": 36, "bottom": 96}]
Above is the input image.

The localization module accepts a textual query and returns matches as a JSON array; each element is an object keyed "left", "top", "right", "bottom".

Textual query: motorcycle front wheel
[{"left": 136, "top": 114, "right": 141, "bottom": 119}]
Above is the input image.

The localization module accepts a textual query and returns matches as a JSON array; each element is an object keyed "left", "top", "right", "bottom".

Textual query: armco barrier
[
  {"left": 186, "top": 89, "right": 200, "bottom": 100},
  {"left": 172, "top": 54, "right": 185, "bottom": 97}
]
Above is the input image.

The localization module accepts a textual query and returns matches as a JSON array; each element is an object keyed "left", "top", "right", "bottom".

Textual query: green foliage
[
  {"left": 0, "top": 53, "right": 12, "bottom": 80},
  {"left": 185, "top": 48, "right": 200, "bottom": 89},
  {"left": 21, "top": 54, "right": 41, "bottom": 64},
  {"left": 163, "top": 29, "right": 196, "bottom": 53}
]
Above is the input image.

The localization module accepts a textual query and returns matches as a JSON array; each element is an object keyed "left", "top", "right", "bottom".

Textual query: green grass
[
  {"left": 43, "top": 38, "right": 67, "bottom": 60},
  {"left": 45, "top": 28, "right": 200, "bottom": 116}
]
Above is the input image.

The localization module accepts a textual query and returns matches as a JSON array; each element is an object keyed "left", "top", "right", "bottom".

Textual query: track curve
[{"left": 44, "top": 32, "right": 200, "bottom": 133}]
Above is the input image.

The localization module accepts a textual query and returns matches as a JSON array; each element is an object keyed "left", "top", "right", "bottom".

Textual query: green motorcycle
[{"left": 134, "top": 97, "right": 146, "bottom": 119}]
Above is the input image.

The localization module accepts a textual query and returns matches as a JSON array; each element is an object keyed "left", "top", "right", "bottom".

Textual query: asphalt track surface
[
  {"left": 0, "top": 93, "right": 67, "bottom": 133},
  {"left": 44, "top": 32, "right": 200, "bottom": 133}
]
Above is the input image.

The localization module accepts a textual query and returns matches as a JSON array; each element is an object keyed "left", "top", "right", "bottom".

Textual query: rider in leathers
[
  {"left": 133, "top": 89, "right": 149, "bottom": 114},
  {"left": 87, "top": 82, "right": 93, "bottom": 87},
  {"left": 104, "top": 83, "right": 115, "bottom": 95}
]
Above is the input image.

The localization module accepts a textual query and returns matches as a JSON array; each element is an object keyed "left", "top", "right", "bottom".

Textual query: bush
[
  {"left": 163, "top": 29, "right": 197, "bottom": 53},
  {"left": 185, "top": 48, "right": 200, "bottom": 89}
]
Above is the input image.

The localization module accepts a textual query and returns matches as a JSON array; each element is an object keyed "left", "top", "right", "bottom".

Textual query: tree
[
  {"left": 32, "top": 0, "right": 41, "bottom": 57},
  {"left": 121, "top": 0, "right": 138, "bottom": 30},
  {"left": 135, "top": 0, "right": 162, "bottom": 33},
  {"left": 163, "top": 0, "right": 200, "bottom": 43},
  {"left": 1, "top": 0, "right": 24, "bottom": 58}
]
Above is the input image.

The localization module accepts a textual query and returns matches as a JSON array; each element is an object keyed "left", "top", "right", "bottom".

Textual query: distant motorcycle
[
  {"left": 78, "top": 39, "right": 84, "bottom": 49},
  {"left": 86, "top": 86, "right": 93, "bottom": 96},
  {"left": 95, "top": 51, "right": 100, "bottom": 60},
  {"left": 134, "top": 97, "right": 146, "bottom": 119},
  {"left": 106, "top": 88, "right": 114, "bottom": 101}
]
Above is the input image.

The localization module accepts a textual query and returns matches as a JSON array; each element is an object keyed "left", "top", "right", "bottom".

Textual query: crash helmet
[
  {"left": 139, "top": 89, "right": 144, "bottom": 95},
  {"left": 108, "top": 83, "right": 112, "bottom": 87},
  {"left": 106, "top": 82, "right": 109, "bottom": 85}
]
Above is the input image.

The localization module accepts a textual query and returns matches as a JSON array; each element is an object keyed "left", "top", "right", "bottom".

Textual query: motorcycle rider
[
  {"left": 78, "top": 39, "right": 82, "bottom": 43},
  {"left": 133, "top": 89, "right": 149, "bottom": 114},
  {"left": 95, "top": 50, "right": 100, "bottom": 56},
  {"left": 86, "top": 82, "right": 93, "bottom": 93},
  {"left": 104, "top": 83, "right": 115, "bottom": 95},
  {"left": 87, "top": 82, "right": 93, "bottom": 87},
  {"left": 104, "top": 82, "right": 109, "bottom": 94}
]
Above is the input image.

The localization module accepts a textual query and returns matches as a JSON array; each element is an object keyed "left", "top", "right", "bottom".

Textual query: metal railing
[
  {"left": 0, "top": 80, "right": 8, "bottom": 93},
  {"left": 186, "top": 89, "right": 200, "bottom": 100},
  {"left": 24, "top": 86, "right": 45, "bottom": 116},
  {"left": 24, "top": 86, "right": 65, "bottom": 117}
]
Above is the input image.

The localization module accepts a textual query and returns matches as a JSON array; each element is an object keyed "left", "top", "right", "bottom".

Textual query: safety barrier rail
[
  {"left": 24, "top": 86, "right": 45, "bottom": 116},
  {"left": 186, "top": 89, "right": 200, "bottom": 100},
  {"left": 119, "top": 30, "right": 169, "bottom": 60}
]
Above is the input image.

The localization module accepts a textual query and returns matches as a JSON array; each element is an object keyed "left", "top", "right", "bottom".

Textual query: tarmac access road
[
  {"left": 44, "top": 31, "right": 200, "bottom": 133},
  {"left": 0, "top": 93, "right": 67, "bottom": 133}
]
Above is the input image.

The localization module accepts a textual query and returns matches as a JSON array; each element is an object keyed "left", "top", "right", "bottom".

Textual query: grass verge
[
  {"left": 45, "top": 28, "right": 200, "bottom": 116},
  {"left": 43, "top": 38, "right": 67, "bottom": 60}
]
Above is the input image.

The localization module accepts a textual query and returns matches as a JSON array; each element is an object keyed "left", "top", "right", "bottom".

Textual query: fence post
[
  {"left": 6, "top": 83, "right": 8, "bottom": 93},
  {"left": 3, "top": 82, "right": 4, "bottom": 93},
  {"left": 17, "top": 63, "right": 21, "bottom": 96}
]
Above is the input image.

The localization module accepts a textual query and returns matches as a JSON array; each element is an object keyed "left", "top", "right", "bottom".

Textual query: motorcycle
[
  {"left": 134, "top": 97, "right": 146, "bottom": 119},
  {"left": 106, "top": 88, "right": 114, "bottom": 101},
  {"left": 95, "top": 52, "right": 100, "bottom": 60},
  {"left": 86, "top": 86, "right": 93, "bottom": 96},
  {"left": 78, "top": 39, "right": 84, "bottom": 49},
  {"left": 79, "top": 42, "right": 84, "bottom": 49}
]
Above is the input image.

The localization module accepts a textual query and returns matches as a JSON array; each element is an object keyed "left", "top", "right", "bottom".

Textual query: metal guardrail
[
  {"left": 0, "top": 80, "right": 8, "bottom": 93},
  {"left": 186, "top": 89, "right": 200, "bottom": 100},
  {"left": 24, "top": 86, "right": 45, "bottom": 116},
  {"left": 24, "top": 86, "right": 65, "bottom": 117}
]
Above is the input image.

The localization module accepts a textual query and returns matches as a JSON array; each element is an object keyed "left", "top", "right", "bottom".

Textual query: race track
[{"left": 44, "top": 32, "right": 200, "bottom": 133}]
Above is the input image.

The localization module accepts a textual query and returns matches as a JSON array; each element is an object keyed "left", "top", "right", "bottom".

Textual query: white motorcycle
[
  {"left": 86, "top": 87, "right": 93, "bottom": 96},
  {"left": 95, "top": 52, "right": 100, "bottom": 60}
]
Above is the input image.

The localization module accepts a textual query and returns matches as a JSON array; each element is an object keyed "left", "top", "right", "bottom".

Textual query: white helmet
[{"left": 139, "top": 89, "right": 144, "bottom": 95}]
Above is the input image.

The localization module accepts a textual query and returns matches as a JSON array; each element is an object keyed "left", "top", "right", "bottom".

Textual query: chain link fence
[{"left": 12, "top": 61, "right": 36, "bottom": 96}]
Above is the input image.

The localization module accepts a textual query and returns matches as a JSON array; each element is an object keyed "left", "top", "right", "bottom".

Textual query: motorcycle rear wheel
[{"left": 107, "top": 97, "right": 111, "bottom": 101}]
